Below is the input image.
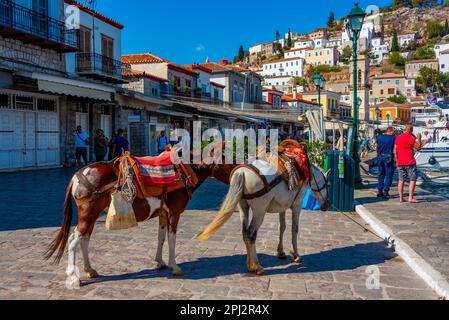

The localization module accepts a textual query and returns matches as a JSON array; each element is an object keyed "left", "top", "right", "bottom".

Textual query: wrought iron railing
[
  {"left": 76, "top": 53, "right": 131, "bottom": 79},
  {"left": 0, "top": 0, "right": 77, "bottom": 48}
]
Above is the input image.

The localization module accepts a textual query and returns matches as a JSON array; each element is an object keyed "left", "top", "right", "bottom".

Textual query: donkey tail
[
  {"left": 198, "top": 171, "right": 245, "bottom": 241},
  {"left": 44, "top": 179, "right": 74, "bottom": 264}
]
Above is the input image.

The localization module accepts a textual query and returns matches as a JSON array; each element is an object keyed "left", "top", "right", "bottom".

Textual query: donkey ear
[{"left": 325, "top": 169, "right": 331, "bottom": 178}]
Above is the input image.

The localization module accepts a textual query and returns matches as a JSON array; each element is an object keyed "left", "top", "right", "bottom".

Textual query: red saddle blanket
[
  {"left": 283, "top": 146, "right": 310, "bottom": 180},
  {"left": 134, "top": 152, "right": 176, "bottom": 186}
]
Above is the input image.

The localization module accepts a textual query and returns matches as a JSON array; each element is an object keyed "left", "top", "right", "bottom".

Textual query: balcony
[
  {"left": 0, "top": 0, "right": 78, "bottom": 52},
  {"left": 76, "top": 53, "right": 130, "bottom": 84}
]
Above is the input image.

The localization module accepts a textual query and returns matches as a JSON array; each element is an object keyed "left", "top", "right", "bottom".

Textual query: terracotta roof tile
[
  {"left": 122, "top": 69, "right": 168, "bottom": 82},
  {"left": 122, "top": 53, "right": 167, "bottom": 64}
]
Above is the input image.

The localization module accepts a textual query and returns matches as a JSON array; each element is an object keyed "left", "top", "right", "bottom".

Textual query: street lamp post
[
  {"left": 346, "top": 3, "right": 366, "bottom": 186},
  {"left": 375, "top": 107, "right": 381, "bottom": 130},
  {"left": 312, "top": 73, "right": 326, "bottom": 141}
]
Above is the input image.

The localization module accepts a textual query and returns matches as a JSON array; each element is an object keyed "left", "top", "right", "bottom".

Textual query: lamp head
[{"left": 347, "top": 3, "right": 366, "bottom": 39}]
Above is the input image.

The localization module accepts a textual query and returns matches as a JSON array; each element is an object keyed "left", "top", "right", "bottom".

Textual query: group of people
[
  {"left": 73, "top": 126, "right": 129, "bottom": 167},
  {"left": 376, "top": 123, "right": 426, "bottom": 203}
]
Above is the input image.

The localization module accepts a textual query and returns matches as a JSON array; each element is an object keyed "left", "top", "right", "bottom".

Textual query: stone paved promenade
[
  {"left": 356, "top": 176, "right": 449, "bottom": 286},
  {"left": 0, "top": 169, "right": 440, "bottom": 300}
]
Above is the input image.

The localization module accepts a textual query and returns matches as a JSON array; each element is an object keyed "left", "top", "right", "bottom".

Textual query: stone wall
[{"left": 0, "top": 36, "right": 66, "bottom": 75}]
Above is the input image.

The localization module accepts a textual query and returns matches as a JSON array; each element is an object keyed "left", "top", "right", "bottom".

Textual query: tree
[
  {"left": 388, "top": 95, "right": 407, "bottom": 104},
  {"left": 275, "top": 30, "right": 280, "bottom": 42},
  {"left": 327, "top": 11, "right": 335, "bottom": 28},
  {"left": 445, "top": 19, "right": 449, "bottom": 35},
  {"left": 426, "top": 20, "right": 444, "bottom": 39},
  {"left": 237, "top": 45, "right": 245, "bottom": 62},
  {"left": 389, "top": 51, "right": 406, "bottom": 68},
  {"left": 287, "top": 28, "right": 292, "bottom": 49},
  {"left": 294, "top": 77, "right": 308, "bottom": 88},
  {"left": 391, "top": 29, "right": 400, "bottom": 52},
  {"left": 416, "top": 66, "right": 440, "bottom": 92},
  {"left": 340, "top": 46, "right": 352, "bottom": 65},
  {"left": 411, "top": 44, "right": 436, "bottom": 60}
]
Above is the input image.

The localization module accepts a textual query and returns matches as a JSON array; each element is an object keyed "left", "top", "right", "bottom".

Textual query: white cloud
[{"left": 196, "top": 44, "right": 205, "bottom": 52}]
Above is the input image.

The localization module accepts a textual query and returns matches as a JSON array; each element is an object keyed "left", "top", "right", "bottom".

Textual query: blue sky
[{"left": 95, "top": 0, "right": 392, "bottom": 65}]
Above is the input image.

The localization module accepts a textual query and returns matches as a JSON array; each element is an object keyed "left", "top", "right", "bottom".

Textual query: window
[
  {"left": 15, "top": 96, "right": 34, "bottom": 111},
  {"left": 388, "top": 88, "right": 395, "bottom": 94},
  {"left": 37, "top": 98, "right": 56, "bottom": 112},
  {"left": 395, "top": 80, "right": 400, "bottom": 85},
  {"left": 101, "top": 34, "right": 114, "bottom": 59},
  {"left": 380, "top": 89, "right": 384, "bottom": 95},
  {"left": 185, "top": 79, "right": 192, "bottom": 88},
  {"left": 78, "top": 26, "right": 92, "bottom": 53}
]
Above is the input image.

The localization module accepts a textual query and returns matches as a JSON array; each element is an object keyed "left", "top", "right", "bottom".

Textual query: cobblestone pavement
[
  {"left": 356, "top": 175, "right": 449, "bottom": 285},
  {"left": 0, "top": 169, "right": 440, "bottom": 300}
]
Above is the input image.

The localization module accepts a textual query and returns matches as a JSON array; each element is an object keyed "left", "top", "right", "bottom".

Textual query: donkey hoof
[
  {"left": 156, "top": 261, "right": 168, "bottom": 270},
  {"left": 65, "top": 276, "right": 81, "bottom": 290},
  {"left": 256, "top": 268, "right": 266, "bottom": 276},
  {"left": 171, "top": 267, "right": 185, "bottom": 277},
  {"left": 277, "top": 252, "right": 288, "bottom": 260},
  {"left": 292, "top": 256, "right": 303, "bottom": 264},
  {"left": 86, "top": 269, "right": 99, "bottom": 279}
]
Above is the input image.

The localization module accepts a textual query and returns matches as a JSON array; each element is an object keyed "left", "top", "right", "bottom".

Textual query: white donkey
[{"left": 198, "top": 158, "right": 330, "bottom": 275}]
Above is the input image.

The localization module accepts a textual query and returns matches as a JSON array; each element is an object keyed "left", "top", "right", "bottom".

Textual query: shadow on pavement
[
  {"left": 84, "top": 241, "right": 387, "bottom": 285},
  {"left": 0, "top": 167, "right": 227, "bottom": 231}
]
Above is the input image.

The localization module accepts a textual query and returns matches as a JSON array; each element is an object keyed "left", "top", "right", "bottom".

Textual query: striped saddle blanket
[{"left": 134, "top": 152, "right": 176, "bottom": 186}]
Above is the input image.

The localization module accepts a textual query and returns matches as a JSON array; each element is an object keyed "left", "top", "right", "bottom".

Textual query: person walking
[
  {"left": 376, "top": 127, "right": 396, "bottom": 200},
  {"left": 394, "top": 123, "right": 426, "bottom": 203},
  {"left": 157, "top": 130, "right": 169, "bottom": 154},
  {"left": 73, "top": 125, "right": 89, "bottom": 167},
  {"left": 94, "top": 129, "right": 109, "bottom": 162},
  {"left": 111, "top": 128, "right": 129, "bottom": 158}
]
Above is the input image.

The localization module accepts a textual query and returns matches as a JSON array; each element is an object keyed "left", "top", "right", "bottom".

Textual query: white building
[
  {"left": 284, "top": 48, "right": 308, "bottom": 59},
  {"left": 263, "top": 76, "right": 295, "bottom": 93},
  {"left": 293, "top": 38, "right": 315, "bottom": 50},
  {"left": 434, "top": 36, "right": 449, "bottom": 73},
  {"left": 327, "top": 36, "right": 343, "bottom": 49},
  {"left": 370, "top": 39, "right": 390, "bottom": 65},
  {"left": 285, "top": 31, "right": 301, "bottom": 41},
  {"left": 183, "top": 64, "right": 225, "bottom": 101},
  {"left": 342, "top": 19, "right": 374, "bottom": 49},
  {"left": 313, "top": 38, "right": 328, "bottom": 48},
  {"left": 398, "top": 32, "right": 417, "bottom": 48},
  {"left": 262, "top": 57, "right": 304, "bottom": 78},
  {"left": 262, "top": 87, "right": 284, "bottom": 108}
]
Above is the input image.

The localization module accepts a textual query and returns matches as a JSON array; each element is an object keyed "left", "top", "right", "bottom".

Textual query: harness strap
[{"left": 230, "top": 164, "right": 284, "bottom": 200}]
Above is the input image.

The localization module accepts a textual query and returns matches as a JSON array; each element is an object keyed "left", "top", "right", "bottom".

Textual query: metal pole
[{"left": 351, "top": 34, "right": 362, "bottom": 185}]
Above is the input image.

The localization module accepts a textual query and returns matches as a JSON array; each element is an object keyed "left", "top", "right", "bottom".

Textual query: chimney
[{"left": 219, "top": 59, "right": 229, "bottom": 66}]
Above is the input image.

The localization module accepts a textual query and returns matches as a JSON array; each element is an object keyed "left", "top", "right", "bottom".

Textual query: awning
[
  {"left": 38, "top": 79, "right": 112, "bottom": 101},
  {"left": 237, "top": 116, "right": 264, "bottom": 124},
  {"left": 156, "top": 108, "right": 193, "bottom": 118}
]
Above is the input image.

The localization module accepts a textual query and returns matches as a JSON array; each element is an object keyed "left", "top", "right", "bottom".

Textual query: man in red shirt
[{"left": 394, "top": 123, "right": 425, "bottom": 203}]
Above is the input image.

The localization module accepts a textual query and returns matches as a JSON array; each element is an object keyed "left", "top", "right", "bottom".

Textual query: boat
[{"left": 415, "top": 121, "right": 449, "bottom": 171}]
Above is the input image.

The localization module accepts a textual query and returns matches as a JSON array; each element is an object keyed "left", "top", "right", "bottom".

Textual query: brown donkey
[{"left": 45, "top": 160, "right": 233, "bottom": 288}]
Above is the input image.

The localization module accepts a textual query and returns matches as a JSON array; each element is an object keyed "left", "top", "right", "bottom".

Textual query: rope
[
  {"left": 121, "top": 157, "right": 136, "bottom": 203},
  {"left": 328, "top": 203, "right": 393, "bottom": 246}
]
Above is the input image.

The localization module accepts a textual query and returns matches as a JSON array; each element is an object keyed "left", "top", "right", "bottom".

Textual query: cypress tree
[
  {"left": 327, "top": 11, "right": 335, "bottom": 28},
  {"left": 287, "top": 28, "right": 292, "bottom": 48},
  {"left": 238, "top": 45, "right": 245, "bottom": 61},
  {"left": 391, "top": 29, "right": 400, "bottom": 52}
]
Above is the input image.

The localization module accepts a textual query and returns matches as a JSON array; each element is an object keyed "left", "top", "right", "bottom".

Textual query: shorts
[{"left": 398, "top": 165, "right": 418, "bottom": 182}]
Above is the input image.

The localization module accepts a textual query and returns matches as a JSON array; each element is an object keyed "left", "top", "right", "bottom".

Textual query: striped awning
[{"left": 38, "top": 80, "right": 112, "bottom": 101}]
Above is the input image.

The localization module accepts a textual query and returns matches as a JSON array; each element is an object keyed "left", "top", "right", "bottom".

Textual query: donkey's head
[{"left": 309, "top": 164, "right": 330, "bottom": 212}]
